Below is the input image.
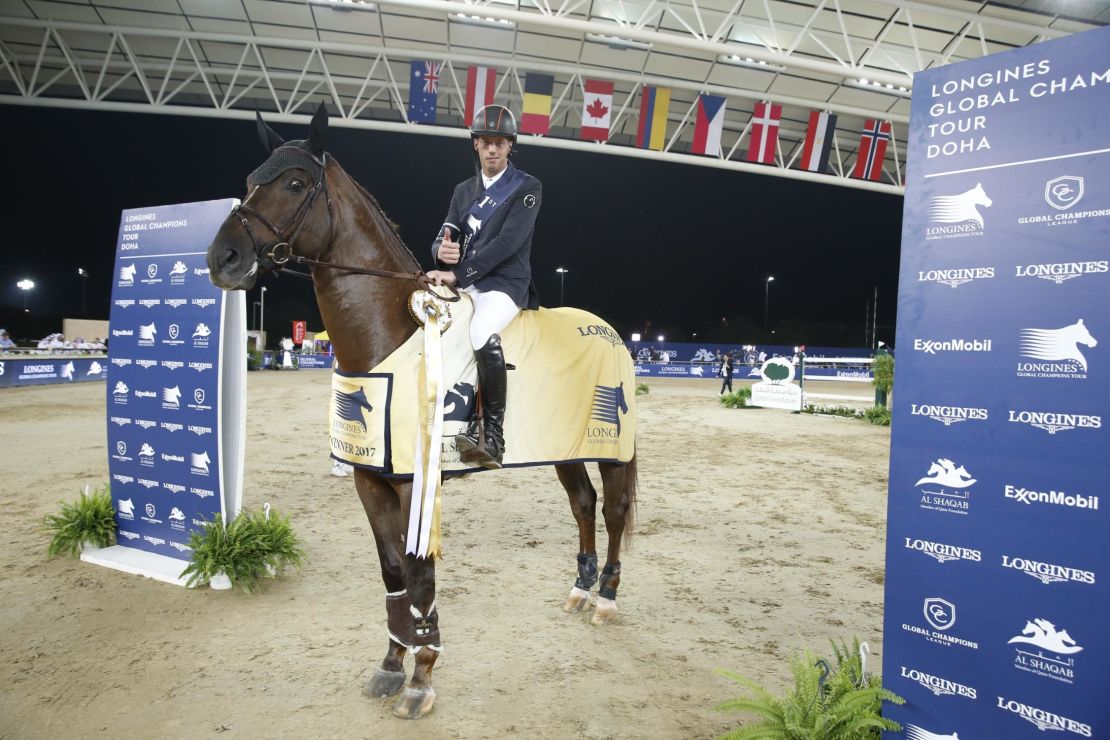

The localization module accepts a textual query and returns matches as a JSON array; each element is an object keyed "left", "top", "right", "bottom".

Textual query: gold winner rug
[{"left": 329, "top": 299, "right": 636, "bottom": 477}]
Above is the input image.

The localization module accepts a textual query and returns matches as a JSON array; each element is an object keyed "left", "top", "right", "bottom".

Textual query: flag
[
  {"left": 800, "top": 110, "right": 838, "bottom": 173},
  {"left": 408, "top": 60, "right": 440, "bottom": 124},
  {"left": 464, "top": 66, "right": 497, "bottom": 127},
  {"left": 853, "top": 119, "right": 892, "bottom": 181},
  {"left": 636, "top": 85, "right": 671, "bottom": 150},
  {"left": 746, "top": 101, "right": 781, "bottom": 164},
  {"left": 691, "top": 94, "right": 727, "bottom": 156},
  {"left": 521, "top": 73, "right": 554, "bottom": 135},
  {"left": 580, "top": 79, "right": 613, "bottom": 141}
]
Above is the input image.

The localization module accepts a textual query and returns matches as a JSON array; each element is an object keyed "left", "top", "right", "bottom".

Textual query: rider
[{"left": 425, "top": 104, "right": 542, "bottom": 469}]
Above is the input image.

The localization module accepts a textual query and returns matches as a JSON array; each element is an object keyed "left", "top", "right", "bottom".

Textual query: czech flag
[
  {"left": 853, "top": 119, "right": 892, "bottom": 181},
  {"left": 464, "top": 66, "right": 497, "bottom": 127},
  {"left": 691, "top": 94, "right": 727, "bottom": 157},
  {"left": 636, "top": 85, "right": 671, "bottom": 150},
  {"left": 521, "top": 73, "right": 554, "bottom": 135}
]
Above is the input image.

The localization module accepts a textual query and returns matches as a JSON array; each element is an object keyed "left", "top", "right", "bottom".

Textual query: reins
[{"left": 233, "top": 146, "right": 459, "bottom": 301}]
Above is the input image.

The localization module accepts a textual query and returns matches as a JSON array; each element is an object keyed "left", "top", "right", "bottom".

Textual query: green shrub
[
  {"left": 44, "top": 485, "right": 116, "bottom": 558},
  {"left": 636, "top": 383, "right": 650, "bottom": 396},
  {"left": 720, "top": 387, "right": 751, "bottom": 409},
  {"left": 247, "top": 348, "right": 264, "bottom": 371},
  {"left": 716, "top": 638, "right": 903, "bottom": 739},
  {"left": 864, "top": 406, "right": 892, "bottom": 426},
  {"left": 181, "top": 506, "right": 304, "bottom": 592},
  {"left": 803, "top": 403, "right": 863, "bottom": 419}
]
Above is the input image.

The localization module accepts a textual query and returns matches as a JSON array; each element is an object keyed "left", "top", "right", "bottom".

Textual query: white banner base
[{"left": 80, "top": 545, "right": 191, "bottom": 588}]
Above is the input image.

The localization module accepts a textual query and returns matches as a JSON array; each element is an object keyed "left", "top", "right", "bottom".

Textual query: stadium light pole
[
  {"left": 764, "top": 275, "right": 775, "bottom": 332},
  {"left": 555, "top": 267, "right": 569, "bottom": 306},
  {"left": 17, "top": 278, "right": 34, "bottom": 312},
  {"left": 77, "top": 267, "right": 89, "bottom": 315}
]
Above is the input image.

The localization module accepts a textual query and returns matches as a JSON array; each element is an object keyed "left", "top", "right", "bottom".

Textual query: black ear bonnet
[{"left": 247, "top": 141, "right": 324, "bottom": 187}]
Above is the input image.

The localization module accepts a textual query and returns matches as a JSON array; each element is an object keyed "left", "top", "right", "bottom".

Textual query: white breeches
[{"left": 464, "top": 287, "right": 520, "bottom": 350}]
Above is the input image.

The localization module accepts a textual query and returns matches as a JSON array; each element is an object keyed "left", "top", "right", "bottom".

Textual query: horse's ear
[
  {"left": 256, "top": 112, "right": 284, "bottom": 154},
  {"left": 307, "top": 102, "right": 329, "bottom": 156}
]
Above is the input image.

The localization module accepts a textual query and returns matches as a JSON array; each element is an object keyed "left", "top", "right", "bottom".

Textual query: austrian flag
[
  {"left": 580, "top": 79, "right": 613, "bottom": 141},
  {"left": 464, "top": 66, "right": 497, "bottom": 126}
]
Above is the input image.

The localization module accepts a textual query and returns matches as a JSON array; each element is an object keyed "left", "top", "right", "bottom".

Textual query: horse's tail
[{"left": 621, "top": 452, "right": 639, "bottom": 550}]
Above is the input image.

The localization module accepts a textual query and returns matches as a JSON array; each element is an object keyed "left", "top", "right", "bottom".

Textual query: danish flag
[{"left": 746, "top": 101, "right": 781, "bottom": 164}]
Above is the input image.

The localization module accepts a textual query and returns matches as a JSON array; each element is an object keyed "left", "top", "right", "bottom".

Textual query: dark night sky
[{"left": 4, "top": 105, "right": 904, "bottom": 346}]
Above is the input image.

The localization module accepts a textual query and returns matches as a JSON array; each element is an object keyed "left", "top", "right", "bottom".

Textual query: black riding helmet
[{"left": 470, "top": 104, "right": 517, "bottom": 143}]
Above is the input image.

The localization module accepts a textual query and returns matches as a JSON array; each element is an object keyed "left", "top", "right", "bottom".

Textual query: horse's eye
[{"left": 289, "top": 178, "right": 305, "bottom": 193}]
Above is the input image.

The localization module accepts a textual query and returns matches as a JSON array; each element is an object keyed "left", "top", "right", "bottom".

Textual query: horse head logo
[
  {"left": 1045, "top": 176, "right": 1084, "bottom": 211},
  {"left": 1021, "top": 319, "right": 1097, "bottom": 372},
  {"left": 906, "top": 726, "right": 960, "bottom": 740},
  {"left": 590, "top": 383, "right": 629, "bottom": 435},
  {"left": 138, "top": 323, "right": 157, "bottom": 341},
  {"left": 163, "top": 385, "right": 182, "bottom": 406},
  {"left": 442, "top": 382, "right": 475, "bottom": 423},
  {"left": 335, "top": 387, "right": 373, "bottom": 432},
  {"left": 61, "top": 361, "right": 75, "bottom": 380},
  {"left": 118, "top": 498, "right": 135, "bottom": 516},
  {"left": 1007, "top": 617, "right": 1083, "bottom": 654},
  {"left": 120, "top": 264, "right": 137, "bottom": 281},
  {"left": 87, "top": 361, "right": 103, "bottom": 375},
  {"left": 929, "top": 182, "right": 992, "bottom": 227},
  {"left": 191, "top": 451, "right": 211, "bottom": 472},
  {"left": 915, "top": 458, "right": 976, "bottom": 489},
  {"left": 170, "top": 260, "right": 188, "bottom": 275},
  {"left": 114, "top": 381, "right": 129, "bottom": 395}
]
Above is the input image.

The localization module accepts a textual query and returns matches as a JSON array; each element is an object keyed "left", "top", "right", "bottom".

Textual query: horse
[
  {"left": 1020, "top": 319, "right": 1097, "bottom": 372},
  {"left": 205, "top": 104, "right": 638, "bottom": 719},
  {"left": 928, "top": 182, "right": 992, "bottom": 227}
]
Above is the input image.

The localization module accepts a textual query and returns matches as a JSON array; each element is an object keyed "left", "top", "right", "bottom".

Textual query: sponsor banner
[
  {"left": 625, "top": 342, "right": 870, "bottom": 365},
  {"left": 883, "top": 26, "right": 1109, "bottom": 738},
  {"left": 106, "top": 199, "right": 236, "bottom": 563},
  {"left": 0, "top": 357, "right": 107, "bottom": 388},
  {"left": 630, "top": 362, "right": 872, "bottom": 381}
]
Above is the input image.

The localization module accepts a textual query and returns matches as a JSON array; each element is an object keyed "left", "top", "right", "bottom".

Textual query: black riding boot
[{"left": 457, "top": 334, "right": 507, "bottom": 470}]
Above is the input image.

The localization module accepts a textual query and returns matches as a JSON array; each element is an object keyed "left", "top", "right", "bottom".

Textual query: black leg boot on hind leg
[{"left": 460, "top": 335, "right": 507, "bottom": 470}]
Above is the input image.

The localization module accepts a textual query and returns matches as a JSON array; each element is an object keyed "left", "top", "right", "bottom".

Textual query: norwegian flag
[
  {"left": 853, "top": 119, "right": 892, "bottom": 181},
  {"left": 746, "top": 101, "right": 781, "bottom": 164},
  {"left": 464, "top": 66, "right": 496, "bottom": 127}
]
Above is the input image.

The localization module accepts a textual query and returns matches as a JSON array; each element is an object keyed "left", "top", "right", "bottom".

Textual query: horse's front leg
[
  {"left": 353, "top": 471, "right": 409, "bottom": 699},
  {"left": 390, "top": 479, "right": 442, "bottom": 719},
  {"left": 555, "top": 462, "right": 598, "bottom": 613}
]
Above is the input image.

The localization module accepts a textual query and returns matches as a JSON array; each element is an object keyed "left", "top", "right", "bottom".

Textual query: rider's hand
[
  {"left": 426, "top": 270, "right": 458, "bottom": 287},
  {"left": 437, "top": 228, "right": 461, "bottom": 265}
]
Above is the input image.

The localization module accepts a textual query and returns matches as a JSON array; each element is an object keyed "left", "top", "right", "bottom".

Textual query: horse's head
[
  {"left": 972, "top": 182, "right": 992, "bottom": 208},
  {"left": 1073, "top": 318, "right": 1097, "bottom": 348},
  {"left": 1021, "top": 620, "right": 1038, "bottom": 636},
  {"left": 207, "top": 103, "right": 335, "bottom": 290}
]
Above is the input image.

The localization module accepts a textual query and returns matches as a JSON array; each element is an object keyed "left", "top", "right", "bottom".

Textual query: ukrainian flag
[
  {"left": 521, "top": 73, "right": 554, "bottom": 135},
  {"left": 636, "top": 86, "right": 671, "bottom": 150}
]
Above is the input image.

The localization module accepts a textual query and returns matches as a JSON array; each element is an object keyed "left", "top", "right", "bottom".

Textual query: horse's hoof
[
  {"left": 364, "top": 669, "right": 406, "bottom": 698},
  {"left": 590, "top": 596, "right": 618, "bottom": 626},
  {"left": 563, "top": 586, "right": 591, "bottom": 613},
  {"left": 393, "top": 687, "right": 437, "bottom": 719}
]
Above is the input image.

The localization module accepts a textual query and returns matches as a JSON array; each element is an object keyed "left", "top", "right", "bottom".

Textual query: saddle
[{"left": 329, "top": 295, "right": 636, "bottom": 475}]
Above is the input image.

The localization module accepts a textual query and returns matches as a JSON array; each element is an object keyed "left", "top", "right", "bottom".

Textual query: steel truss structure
[{"left": 0, "top": 1, "right": 1103, "bottom": 195}]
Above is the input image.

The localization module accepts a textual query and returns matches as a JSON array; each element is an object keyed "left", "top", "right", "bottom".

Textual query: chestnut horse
[{"left": 205, "top": 105, "right": 638, "bottom": 719}]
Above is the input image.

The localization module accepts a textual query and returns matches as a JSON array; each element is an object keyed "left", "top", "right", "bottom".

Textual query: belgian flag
[{"left": 520, "top": 73, "right": 554, "bottom": 135}]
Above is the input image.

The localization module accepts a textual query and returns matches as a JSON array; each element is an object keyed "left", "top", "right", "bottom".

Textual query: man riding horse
[{"left": 425, "top": 105, "right": 542, "bottom": 470}]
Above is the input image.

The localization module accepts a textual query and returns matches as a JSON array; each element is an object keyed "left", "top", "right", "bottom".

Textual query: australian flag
[{"left": 409, "top": 60, "right": 441, "bottom": 124}]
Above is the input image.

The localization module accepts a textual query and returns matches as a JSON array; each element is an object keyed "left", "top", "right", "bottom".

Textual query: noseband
[{"left": 232, "top": 146, "right": 458, "bottom": 300}]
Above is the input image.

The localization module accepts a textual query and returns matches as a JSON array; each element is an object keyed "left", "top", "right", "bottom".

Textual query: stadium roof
[{"left": 1, "top": 0, "right": 1104, "bottom": 194}]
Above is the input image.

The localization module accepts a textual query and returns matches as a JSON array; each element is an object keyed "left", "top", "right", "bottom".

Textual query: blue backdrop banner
[
  {"left": 0, "top": 357, "right": 107, "bottom": 387},
  {"left": 881, "top": 25, "right": 1108, "bottom": 739},
  {"left": 106, "top": 199, "right": 238, "bottom": 563}
]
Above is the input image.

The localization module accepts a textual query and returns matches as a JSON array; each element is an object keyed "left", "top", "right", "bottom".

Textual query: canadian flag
[
  {"left": 746, "top": 101, "right": 781, "bottom": 164},
  {"left": 464, "top": 66, "right": 497, "bottom": 127},
  {"left": 580, "top": 79, "right": 614, "bottom": 141}
]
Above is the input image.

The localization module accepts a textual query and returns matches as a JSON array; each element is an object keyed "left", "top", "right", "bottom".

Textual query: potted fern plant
[
  {"left": 181, "top": 505, "right": 304, "bottom": 592},
  {"left": 250, "top": 504, "right": 305, "bottom": 576},
  {"left": 44, "top": 484, "right": 116, "bottom": 558},
  {"left": 716, "top": 638, "right": 903, "bottom": 739}
]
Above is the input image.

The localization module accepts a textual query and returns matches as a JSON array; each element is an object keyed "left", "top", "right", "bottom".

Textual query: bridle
[{"left": 231, "top": 146, "right": 458, "bottom": 300}]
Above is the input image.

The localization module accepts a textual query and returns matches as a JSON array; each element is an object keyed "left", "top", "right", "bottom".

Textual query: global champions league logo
[
  {"left": 587, "top": 384, "right": 628, "bottom": 442},
  {"left": 926, "top": 183, "right": 991, "bottom": 240}
]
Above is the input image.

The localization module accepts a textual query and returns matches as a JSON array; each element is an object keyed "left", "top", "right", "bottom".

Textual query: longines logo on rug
[
  {"left": 1015, "top": 260, "right": 1108, "bottom": 284},
  {"left": 334, "top": 388, "right": 373, "bottom": 434},
  {"left": 905, "top": 725, "right": 961, "bottom": 740},
  {"left": 995, "top": 696, "right": 1092, "bottom": 736},
  {"left": 1009, "top": 617, "right": 1082, "bottom": 686},
  {"left": 909, "top": 403, "right": 988, "bottom": 425},
  {"left": 899, "top": 665, "right": 977, "bottom": 699},
  {"left": 1016, "top": 174, "right": 1110, "bottom": 230},
  {"left": 916, "top": 266, "right": 994, "bottom": 288},
  {"left": 903, "top": 537, "right": 981, "bottom": 564},
  {"left": 915, "top": 458, "right": 975, "bottom": 515},
  {"left": 1008, "top": 409, "right": 1101, "bottom": 434},
  {"left": 1017, "top": 319, "right": 1096, "bottom": 379},
  {"left": 576, "top": 324, "right": 622, "bottom": 346},
  {"left": 586, "top": 384, "right": 628, "bottom": 444},
  {"left": 900, "top": 596, "right": 979, "bottom": 650},
  {"left": 926, "top": 183, "right": 991, "bottom": 240},
  {"left": 1004, "top": 483, "right": 1099, "bottom": 511},
  {"left": 913, "top": 338, "right": 992, "bottom": 354},
  {"left": 1000, "top": 554, "right": 1095, "bottom": 586}
]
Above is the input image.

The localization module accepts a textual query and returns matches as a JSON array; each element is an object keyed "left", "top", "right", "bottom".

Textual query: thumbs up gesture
[{"left": 438, "top": 227, "right": 461, "bottom": 265}]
